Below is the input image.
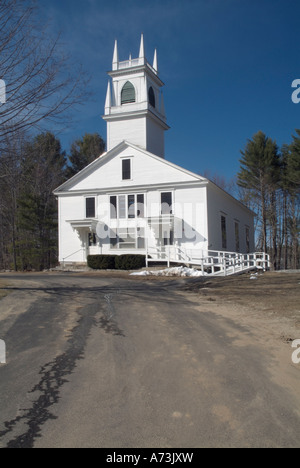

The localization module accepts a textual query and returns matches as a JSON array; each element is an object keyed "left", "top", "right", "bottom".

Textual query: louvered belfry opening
[
  {"left": 121, "top": 81, "right": 136, "bottom": 104},
  {"left": 148, "top": 86, "right": 155, "bottom": 108}
]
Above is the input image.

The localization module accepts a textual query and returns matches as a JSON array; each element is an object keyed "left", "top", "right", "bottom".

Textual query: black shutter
[
  {"left": 128, "top": 195, "right": 135, "bottom": 219},
  {"left": 137, "top": 194, "right": 144, "bottom": 218},
  {"left": 161, "top": 192, "right": 172, "bottom": 215},
  {"left": 149, "top": 87, "right": 155, "bottom": 108},
  {"left": 122, "top": 159, "right": 131, "bottom": 180},
  {"left": 110, "top": 196, "right": 117, "bottom": 219},
  {"left": 86, "top": 198, "right": 95, "bottom": 218}
]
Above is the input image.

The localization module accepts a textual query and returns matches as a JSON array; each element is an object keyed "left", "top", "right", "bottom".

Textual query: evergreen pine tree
[
  {"left": 237, "top": 131, "right": 280, "bottom": 262},
  {"left": 18, "top": 132, "right": 66, "bottom": 270},
  {"left": 66, "top": 133, "right": 105, "bottom": 177}
]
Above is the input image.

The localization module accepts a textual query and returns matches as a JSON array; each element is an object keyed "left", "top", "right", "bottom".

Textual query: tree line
[
  {"left": 0, "top": 132, "right": 105, "bottom": 271},
  {"left": 0, "top": 0, "right": 101, "bottom": 271},
  {"left": 237, "top": 130, "right": 299, "bottom": 270}
]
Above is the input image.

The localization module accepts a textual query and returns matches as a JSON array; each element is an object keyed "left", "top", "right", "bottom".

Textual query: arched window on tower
[
  {"left": 148, "top": 86, "right": 155, "bottom": 108},
  {"left": 121, "top": 81, "right": 136, "bottom": 104}
]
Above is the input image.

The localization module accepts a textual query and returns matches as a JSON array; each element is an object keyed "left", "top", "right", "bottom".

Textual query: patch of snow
[
  {"left": 130, "top": 266, "right": 207, "bottom": 277},
  {"left": 130, "top": 271, "right": 149, "bottom": 276}
]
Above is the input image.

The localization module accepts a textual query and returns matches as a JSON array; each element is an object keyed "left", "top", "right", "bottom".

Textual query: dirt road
[{"left": 0, "top": 271, "right": 299, "bottom": 448}]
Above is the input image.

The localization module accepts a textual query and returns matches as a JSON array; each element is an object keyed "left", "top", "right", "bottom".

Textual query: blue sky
[{"left": 38, "top": 0, "right": 300, "bottom": 180}]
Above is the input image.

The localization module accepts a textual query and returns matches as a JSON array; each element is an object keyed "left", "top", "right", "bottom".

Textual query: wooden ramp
[{"left": 146, "top": 247, "right": 270, "bottom": 277}]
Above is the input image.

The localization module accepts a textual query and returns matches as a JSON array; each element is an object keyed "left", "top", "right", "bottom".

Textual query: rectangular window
[
  {"left": 122, "top": 159, "right": 131, "bottom": 180},
  {"left": 110, "top": 228, "right": 145, "bottom": 250},
  {"left": 235, "top": 222, "right": 240, "bottom": 252},
  {"left": 113, "top": 228, "right": 136, "bottom": 250},
  {"left": 110, "top": 196, "right": 117, "bottom": 219},
  {"left": 221, "top": 215, "right": 227, "bottom": 249},
  {"left": 161, "top": 192, "right": 173, "bottom": 215},
  {"left": 110, "top": 194, "right": 145, "bottom": 219},
  {"left": 119, "top": 195, "right": 126, "bottom": 219},
  {"left": 128, "top": 194, "right": 135, "bottom": 219},
  {"left": 245, "top": 227, "right": 250, "bottom": 253},
  {"left": 137, "top": 194, "right": 145, "bottom": 218},
  {"left": 86, "top": 197, "right": 95, "bottom": 218},
  {"left": 118, "top": 228, "right": 135, "bottom": 249}
]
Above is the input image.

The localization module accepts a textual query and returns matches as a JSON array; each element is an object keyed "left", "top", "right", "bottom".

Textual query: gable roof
[{"left": 54, "top": 140, "right": 207, "bottom": 194}]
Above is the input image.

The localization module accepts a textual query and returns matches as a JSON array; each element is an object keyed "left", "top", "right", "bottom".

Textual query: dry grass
[{"left": 182, "top": 271, "right": 300, "bottom": 321}]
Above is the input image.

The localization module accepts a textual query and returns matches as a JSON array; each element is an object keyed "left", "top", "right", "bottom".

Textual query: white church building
[{"left": 54, "top": 36, "right": 259, "bottom": 272}]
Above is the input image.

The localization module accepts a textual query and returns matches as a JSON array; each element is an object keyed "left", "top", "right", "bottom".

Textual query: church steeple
[{"left": 103, "top": 35, "right": 169, "bottom": 158}]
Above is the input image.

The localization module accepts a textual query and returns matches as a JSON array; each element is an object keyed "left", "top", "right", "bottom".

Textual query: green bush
[
  {"left": 115, "top": 254, "right": 146, "bottom": 270},
  {"left": 87, "top": 255, "right": 116, "bottom": 270},
  {"left": 87, "top": 254, "right": 146, "bottom": 270}
]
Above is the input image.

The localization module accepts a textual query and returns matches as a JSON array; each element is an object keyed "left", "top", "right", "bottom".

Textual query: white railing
[
  {"left": 146, "top": 246, "right": 270, "bottom": 276},
  {"left": 116, "top": 57, "right": 157, "bottom": 74}
]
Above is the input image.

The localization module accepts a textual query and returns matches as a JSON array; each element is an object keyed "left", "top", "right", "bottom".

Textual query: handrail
[
  {"left": 146, "top": 246, "right": 270, "bottom": 275},
  {"left": 62, "top": 248, "right": 85, "bottom": 267}
]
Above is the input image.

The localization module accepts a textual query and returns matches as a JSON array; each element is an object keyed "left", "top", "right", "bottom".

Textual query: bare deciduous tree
[{"left": 0, "top": 0, "right": 89, "bottom": 146}]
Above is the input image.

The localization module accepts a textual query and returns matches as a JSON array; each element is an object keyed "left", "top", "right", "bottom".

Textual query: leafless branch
[{"left": 0, "top": 0, "right": 90, "bottom": 148}]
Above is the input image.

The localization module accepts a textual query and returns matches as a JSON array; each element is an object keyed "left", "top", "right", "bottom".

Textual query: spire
[
  {"left": 112, "top": 40, "right": 119, "bottom": 70},
  {"left": 105, "top": 81, "right": 111, "bottom": 112},
  {"left": 153, "top": 49, "right": 158, "bottom": 72},
  {"left": 139, "top": 33, "right": 145, "bottom": 59}
]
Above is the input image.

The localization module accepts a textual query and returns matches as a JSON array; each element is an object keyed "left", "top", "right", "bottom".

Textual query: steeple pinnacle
[
  {"left": 105, "top": 81, "right": 111, "bottom": 112},
  {"left": 153, "top": 49, "right": 158, "bottom": 72},
  {"left": 139, "top": 33, "right": 145, "bottom": 59},
  {"left": 112, "top": 40, "right": 119, "bottom": 70}
]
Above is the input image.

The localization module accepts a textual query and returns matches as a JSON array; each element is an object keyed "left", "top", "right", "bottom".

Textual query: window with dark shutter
[
  {"left": 149, "top": 87, "right": 155, "bottom": 108},
  {"left": 122, "top": 159, "right": 131, "bottom": 180},
  {"left": 137, "top": 194, "right": 144, "bottom": 218},
  {"left": 128, "top": 195, "right": 135, "bottom": 218},
  {"left": 121, "top": 81, "right": 135, "bottom": 104},
  {"left": 86, "top": 198, "right": 95, "bottom": 218},
  {"left": 110, "top": 196, "right": 117, "bottom": 219},
  {"left": 161, "top": 192, "right": 172, "bottom": 215}
]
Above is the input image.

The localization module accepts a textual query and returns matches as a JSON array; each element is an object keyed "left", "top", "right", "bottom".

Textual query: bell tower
[{"left": 103, "top": 35, "right": 169, "bottom": 158}]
